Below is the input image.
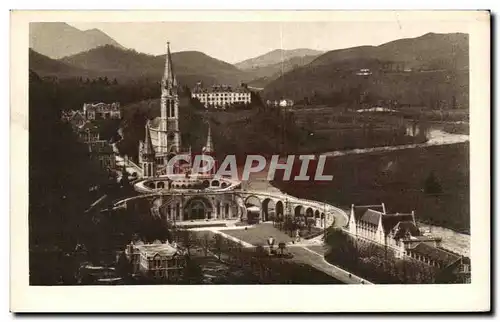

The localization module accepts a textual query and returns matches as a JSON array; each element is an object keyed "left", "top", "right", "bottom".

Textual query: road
[{"left": 288, "top": 245, "right": 372, "bottom": 284}]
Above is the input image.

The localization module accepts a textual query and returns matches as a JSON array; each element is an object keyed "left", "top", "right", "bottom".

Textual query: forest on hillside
[{"left": 29, "top": 71, "right": 122, "bottom": 284}]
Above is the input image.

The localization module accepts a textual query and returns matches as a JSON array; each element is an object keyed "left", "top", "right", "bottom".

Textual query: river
[{"left": 322, "top": 128, "right": 469, "bottom": 158}]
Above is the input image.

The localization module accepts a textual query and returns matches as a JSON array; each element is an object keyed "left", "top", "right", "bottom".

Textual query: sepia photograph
[{"left": 10, "top": 10, "right": 490, "bottom": 312}]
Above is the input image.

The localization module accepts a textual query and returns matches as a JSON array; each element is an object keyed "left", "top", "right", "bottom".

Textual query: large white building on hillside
[{"left": 191, "top": 83, "right": 251, "bottom": 109}]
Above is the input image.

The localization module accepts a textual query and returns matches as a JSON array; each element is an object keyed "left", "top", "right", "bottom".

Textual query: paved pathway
[
  {"left": 115, "top": 154, "right": 142, "bottom": 177},
  {"left": 289, "top": 246, "right": 372, "bottom": 285},
  {"left": 192, "top": 224, "right": 372, "bottom": 284}
]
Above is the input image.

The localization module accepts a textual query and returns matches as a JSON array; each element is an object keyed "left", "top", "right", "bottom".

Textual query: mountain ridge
[
  {"left": 29, "top": 45, "right": 251, "bottom": 86},
  {"left": 235, "top": 48, "right": 324, "bottom": 70},
  {"left": 262, "top": 32, "right": 469, "bottom": 109},
  {"left": 29, "top": 22, "right": 125, "bottom": 59}
]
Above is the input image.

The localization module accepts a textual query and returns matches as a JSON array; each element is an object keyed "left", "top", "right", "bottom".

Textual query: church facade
[{"left": 138, "top": 42, "right": 212, "bottom": 178}]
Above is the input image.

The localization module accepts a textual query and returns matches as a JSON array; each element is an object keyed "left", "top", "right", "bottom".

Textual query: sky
[{"left": 68, "top": 20, "right": 470, "bottom": 63}]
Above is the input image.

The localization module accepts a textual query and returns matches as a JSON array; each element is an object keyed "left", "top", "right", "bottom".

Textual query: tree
[
  {"left": 183, "top": 258, "right": 203, "bottom": 284},
  {"left": 213, "top": 234, "right": 224, "bottom": 259},
  {"left": 255, "top": 245, "right": 267, "bottom": 258},
  {"left": 116, "top": 252, "right": 132, "bottom": 280},
  {"left": 424, "top": 171, "right": 442, "bottom": 195},
  {"left": 275, "top": 214, "right": 284, "bottom": 231},
  {"left": 179, "top": 229, "right": 194, "bottom": 257},
  {"left": 120, "top": 166, "right": 130, "bottom": 188},
  {"left": 201, "top": 232, "right": 211, "bottom": 257},
  {"left": 278, "top": 242, "right": 286, "bottom": 255},
  {"left": 306, "top": 218, "right": 316, "bottom": 233},
  {"left": 269, "top": 213, "right": 276, "bottom": 227},
  {"left": 29, "top": 75, "right": 117, "bottom": 284}
]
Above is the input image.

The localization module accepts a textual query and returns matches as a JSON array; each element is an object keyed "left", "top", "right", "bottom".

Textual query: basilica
[{"left": 138, "top": 42, "right": 213, "bottom": 178}]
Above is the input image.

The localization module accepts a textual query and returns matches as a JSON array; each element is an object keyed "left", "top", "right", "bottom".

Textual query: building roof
[
  {"left": 359, "top": 209, "right": 383, "bottom": 226},
  {"left": 382, "top": 213, "right": 415, "bottom": 234},
  {"left": 148, "top": 117, "right": 161, "bottom": 130},
  {"left": 392, "top": 220, "right": 421, "bottom": 239},
  {"left": 352, "top": 204, "right": 385, "bottom": 221},
  {"left": 134, "top": 241, "right": 178, "bottom": 259},
  {"left": 192, "top": 85, "right": 250, "bottom": 94},
  {"left": 84, "top": 102, "right": 120, "bottom": 111},
  {"left": 79, "top": 122, "right": 99, "bottom": 132},
  {"left": 132, "top": 240, "right": 144, "bottom": 246},
  {"left": 411, "top": 243, "right": 461, "bottom": 267},
  {"left": 70, "top": 111, "right": 86, "bottom": 121},
  {"left": 352, "top": 204, "right": 417, "bottom": 234}
]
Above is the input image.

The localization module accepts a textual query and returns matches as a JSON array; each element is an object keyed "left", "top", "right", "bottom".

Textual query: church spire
[
  {"left": 143, "top": 121, "right": 155, "bottom": 155},
  {"left": 162, "top": 41, "right": 177, "bottom": 89},
  {"left": 204, "top": 123, "right": 214, "bottom": 154}
]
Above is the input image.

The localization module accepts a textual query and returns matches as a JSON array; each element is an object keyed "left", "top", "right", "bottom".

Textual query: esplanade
[{"left": 112, "top": 173, "right": 347, "bottom": 228}]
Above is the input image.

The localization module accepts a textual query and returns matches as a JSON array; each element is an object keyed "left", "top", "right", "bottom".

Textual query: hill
[
  {"left": 235, "top": 48, "right": 324, "bottom": 70},
  {"left": 29, "top": 49, "right": 96, "bottom": 79},
  {"left": 309, "top": 33, "right": 468, "bottom": 71},
  {"left": 59, "top": 45, "right": 250, "bottom": 86},
  {"left": 245, "top": 54, "right": 319, "bottom": 88},
  {"left": 263, "top": 33, "right": 469, "bottom": 109},
  {"left": 29, "top": 22, "right": 124, "bottom": 59}
]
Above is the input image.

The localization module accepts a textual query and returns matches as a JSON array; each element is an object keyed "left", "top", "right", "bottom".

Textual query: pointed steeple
[
  {"left": 143, "top": 121, "right": 155, "bottom": 155},
  {"left": 162, "top": 41, "right": 177, "bottom": 89},
  {"left": 204, "top": 123, "right": 214, "bottom": 153}
]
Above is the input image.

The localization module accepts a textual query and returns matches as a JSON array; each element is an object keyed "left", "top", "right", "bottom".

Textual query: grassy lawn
[
  {"left": 223, "top": 223, "right": 295, "bottom": 246},
  {"left": 306, "top": 245, "right": 329, "bottom": 256},
  {"left": 273, "top": 143, "right": 470, "bottom": 233}
]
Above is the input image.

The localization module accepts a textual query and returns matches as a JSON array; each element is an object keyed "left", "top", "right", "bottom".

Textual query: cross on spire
[{"left": 163, "top": 41, "right": 177, "bottom": 89}]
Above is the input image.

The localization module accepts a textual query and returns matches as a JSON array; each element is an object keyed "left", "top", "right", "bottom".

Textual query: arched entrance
[
  {"left": 245, "top": 195, "right": 262, "bottom": 222},
  {"left": 276, "top": 201, "right": 284, "bottom": 216},
  {"left": 294, "top": 205, "right": 304, "bottom": 217},
  {"left": 244, "top": 195, "right": 262, "bottom": 207},
  {"left": 314, "top": 210, "right": 320, "bottom": 227},
  {"left": 262, "top": 198, "right": 276, "bottom": 222},
  {"left": 184, "top": 197, "right": 213, "bottom": 220}
]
